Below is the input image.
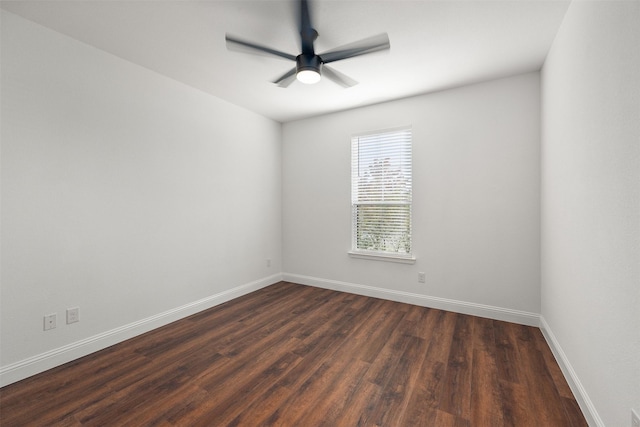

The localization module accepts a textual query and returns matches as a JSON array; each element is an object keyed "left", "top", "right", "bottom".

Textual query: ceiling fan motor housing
[{"left": 296, "top": 54, "right": 322, "bottom": 75}]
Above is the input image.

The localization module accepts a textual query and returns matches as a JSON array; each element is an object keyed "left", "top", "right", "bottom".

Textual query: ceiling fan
[{"left": 225, "top": 0, "right": 390, "bottom": 88}]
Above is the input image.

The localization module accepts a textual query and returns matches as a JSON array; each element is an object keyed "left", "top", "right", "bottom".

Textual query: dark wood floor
[{"left": 0, "top": 281, "right": 587, "bottom": 426}]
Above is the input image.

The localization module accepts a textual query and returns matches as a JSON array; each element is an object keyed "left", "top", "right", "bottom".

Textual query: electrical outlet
[
  {"left": 632, "top": 409, "right": 639, "bottom": 427},
  {"left": 266, "top": 258, "right": 271, "bottom": 268},
  {"left": 418, "top": 272, "right": 426, "bottom": 283},
  {"left": 43, "top": 313, "right": 57, "bottom": 331},
  {"left": 66, "top": 307, "right": 80, "bottom": 324}
]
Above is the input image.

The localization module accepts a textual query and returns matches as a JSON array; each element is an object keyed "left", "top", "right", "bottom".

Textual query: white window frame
[{"left": 349, "top": 126, "right": 415, "bottom": 264}]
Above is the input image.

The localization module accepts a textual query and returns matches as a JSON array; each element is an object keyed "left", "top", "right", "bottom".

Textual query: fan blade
[
  {"left": 273, "top": 67, "right": 298, "bottom": 88},
  {"left": 226, "top": 34, "right": 296, "bottom": 61},
  {"left": 322, "top": 65, "right": 358, "bottom": 88},
  {"left": 298, "top": 0, "right": 317, "bottom": 55},
  {"left": 319, "top": 33, "right": 390, "bottom": 64}
]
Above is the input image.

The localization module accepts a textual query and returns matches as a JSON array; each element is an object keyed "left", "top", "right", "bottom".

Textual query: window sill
[{"left": 348, "top": 251, "right": 416, "bottom": 264}]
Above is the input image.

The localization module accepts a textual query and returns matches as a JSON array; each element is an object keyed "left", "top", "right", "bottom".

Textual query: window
[{"left": 350, "top": 127, "right": 414, "bottom": 263}]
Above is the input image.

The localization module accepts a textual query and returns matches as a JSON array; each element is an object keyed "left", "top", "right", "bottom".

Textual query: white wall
[
  {"left": 0, "top": 11, "right": 282, "bottom": 385},
  {"left": 540, "top": 1, "right": 640, "bottom": 426},
  {"left": 282, "top": 73, "right": 541, "bottom": 321}
]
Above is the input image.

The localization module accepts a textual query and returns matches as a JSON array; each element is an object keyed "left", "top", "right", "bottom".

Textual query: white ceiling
[{"left": 1, "top": 0, "right": 570, "bottom": 122}]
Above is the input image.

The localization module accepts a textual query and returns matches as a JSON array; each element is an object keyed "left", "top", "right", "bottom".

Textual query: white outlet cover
[
  {"left": 67, "top": 307, "right": 80, "bottom": 324},
  {"left": 43, "top": 314, "right": 57, "bottom": 331}
]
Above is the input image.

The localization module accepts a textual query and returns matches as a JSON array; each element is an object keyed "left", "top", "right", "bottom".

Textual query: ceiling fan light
[
  {"left": 295, "top": 54, "right": 322, "bottom": 84},
  {"left": 297, "top": 69, "right": 321, "bottom": 84}
]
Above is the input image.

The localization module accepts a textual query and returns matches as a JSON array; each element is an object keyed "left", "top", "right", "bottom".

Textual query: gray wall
[
  {"left": 1, "top": 10, "right": 282, "bottom": 384},
  {"left": 282, "top": 73, "right": 541, "bottom": 318},
  {"left": 541, "top": 1, "right": 640, "bottom": 426}
]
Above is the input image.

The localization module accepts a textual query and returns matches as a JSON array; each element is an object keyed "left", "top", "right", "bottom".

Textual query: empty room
[{"left": 1, "top": 0, "right": 638, "bottom": 425}]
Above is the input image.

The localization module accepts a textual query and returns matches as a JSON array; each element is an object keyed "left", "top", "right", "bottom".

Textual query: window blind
[{"left": 351, "top": 128, "right": 412, "bottom": 255}]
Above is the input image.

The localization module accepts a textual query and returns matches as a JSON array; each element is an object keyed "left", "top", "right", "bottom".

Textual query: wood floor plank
[
  {"left": 439, "top": 313, "right": 473, "bottom": 420},
  {"left": 263, "top": 302, "right": 397, "bottom": 424},
  {"left": 369, "top": 335, "right": 425, "bottom": 426},
  {"left": 498, "top": 379, "right": 539, "bottom": 427},
  {"left": 424, "top": 310, "right": 458, "bottom": 364},
  {"left": 515, "top": 325, "right": 572, "bottom": 426},
  {"left": 402, "top": 359, "right": 445, "bottom": 425},
  {"left": 493, "top": 319, "right": 523, "bottom": 384},
  {"left": 0, "top": 282, "right": 588, "bottom": 426},
  {"left": 435, "top": 409, "right": 471, "bottom": 427},
  {"left": 191, "top": 348, "right": 302, "bottom": 426},
  {"left": 561, "top": 396, "right": 590, "bottom": 427},
  {"left": 530, "top": 325, "right": 577, "bottom": 400},
  {"left": 470, "top": 346, "right": 504, "bottom": 426},
  {"left": 288, "top": 358, "right": 371, "bottom": 427}
]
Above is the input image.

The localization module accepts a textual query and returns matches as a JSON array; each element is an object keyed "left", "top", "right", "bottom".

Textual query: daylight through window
[{"left": 351, "top": 127, "right": 412, "bottom": 259}]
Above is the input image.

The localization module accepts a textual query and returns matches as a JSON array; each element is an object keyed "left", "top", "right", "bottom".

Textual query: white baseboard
[
  {"left": 283, "top": 273, "right": 540, "bottom": 327},
  {"left": 539, "top": 316, "right": 603, "bottom": 427},
  {"left": 0, "top": 273, "right": 283, "bottom": 387}
]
